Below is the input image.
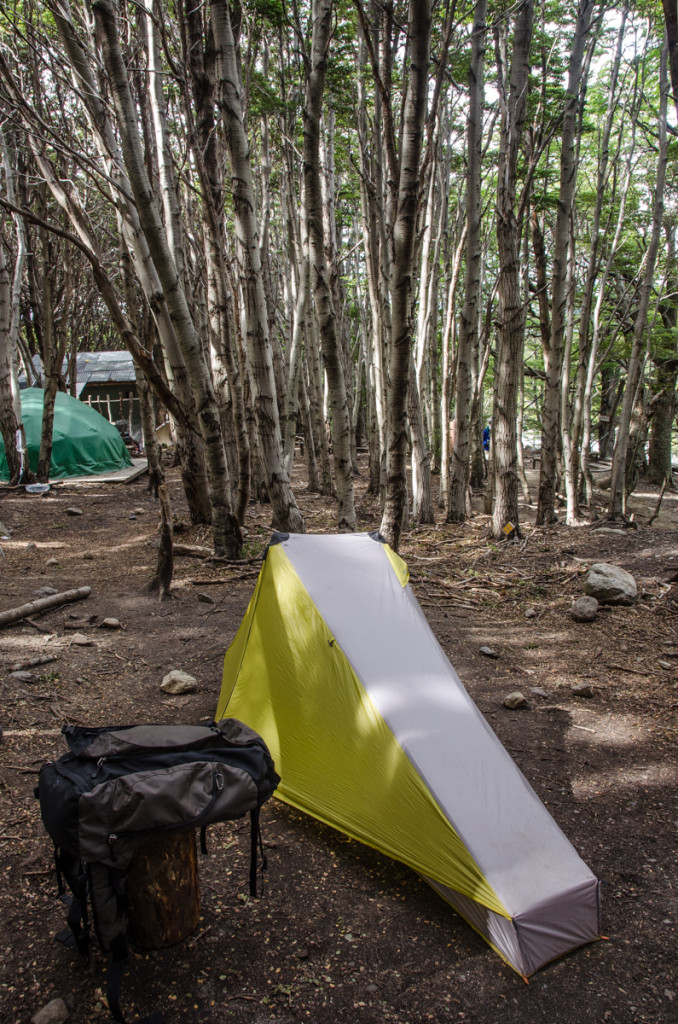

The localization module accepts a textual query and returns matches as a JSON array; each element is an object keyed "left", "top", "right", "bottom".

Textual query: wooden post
[{"left": 126, "top": 830, "right": 200, "bottom": 949}]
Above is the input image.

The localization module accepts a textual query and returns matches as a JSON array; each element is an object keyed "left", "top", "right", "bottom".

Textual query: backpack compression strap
[
  {"left": 54, "top": 849, "right": 90, "bottom": 956},
  {"left": 199, "top": 810, "right": 268, "bottom": 899},
  {"left": 249, "top": 808, "right": 268, "bottom": 898},
  {"left": 106, "top": 935, "right": 165, "bottom": 1024}
]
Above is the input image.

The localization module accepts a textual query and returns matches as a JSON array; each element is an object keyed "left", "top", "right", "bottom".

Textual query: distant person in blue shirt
[{"left": 483, "top": 425, "right": 490, "bottom": 452}]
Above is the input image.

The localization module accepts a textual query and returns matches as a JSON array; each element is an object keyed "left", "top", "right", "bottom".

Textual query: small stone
[
  {"left": 294, "top": 948, "right": 310, "bottom": 960},
  {"left": 524, "top": 607, "right": 538, "bottom": 619},
  {"left": 10, "top": 671, "right": 37, "bottom": 683},
  {"left": 65, "top": 507, "right": 84, "bottom": 517},
  {"left": 571, "top": 682, "right": 594, "bottom": 698},
  {"left": 133, "top": 508, "right": 145, "bottom": 515},
  {"left": 0, "top": 520, "right": 11, "bottom": 538},
  {"left": 530, "top": 687, "right": 549, "bottom": 698},
  {"left": 26, "top": 542, "right": 37, "bottom": 552},
  {"left": 71, "top": 633, "right": 94, "bottom": 646},
  {"left": 480, "top": 646, "right": 500, "bottom": 659},
  {"left": 129, "top": 515, "right": 137, "bottom": 521},
  {"left": 503, "top": 691, "right": 527, "bottom": 709},
  {"left": 658, "top": 660, "right": 673, "bottom": 670},
  {"left": 365, "top": 984, "right": 379, "bottom": 993},
  {"left": 101, "top": 618, "right": 122, "bottom": 629},
  {"left": 571, "top": 596, "right": 599, "bottom": 623},
  {"left": 34, "top": 586, "right": 59, "bottom": 597},
  {"left": 30, "top": 996, "right": 70, "bottom": 1024},
  {"left": 160, "top": 669, "right": 198, "bottom": 695},
  {"left": 82, "top": 551, "right": 95, "bottom": 560},
  {"left": 46, "top": 557, "right": 59, "bottom": 567},
  {"left": 665, "top": 989, "right": 675, "bottom": 1002},
  {"left": 197, "top": 593, "right": 215, "bottom": 605}
]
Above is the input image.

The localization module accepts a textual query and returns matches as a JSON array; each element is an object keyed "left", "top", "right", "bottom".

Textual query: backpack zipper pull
[{"left": 93, "top": 756, "right": 106, "bottom": 779}]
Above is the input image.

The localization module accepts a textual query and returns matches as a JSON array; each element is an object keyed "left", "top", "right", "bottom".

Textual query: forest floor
[{"left": 0, "top": 453, "right": 677, "bottom": 1024}]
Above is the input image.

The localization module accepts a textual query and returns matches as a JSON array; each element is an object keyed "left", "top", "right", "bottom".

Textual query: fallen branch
[
  {"left": 24, "top": 618, "right": 53, "bottom": 634},
  {"left": 606, "top": 663, "right": 650, "bottom": 677},
  {"left": 206, "top": 555, "right": 262, "bottom": 565},
  {"left": 173, "top": 543, "right": 213, "bottom": 558},
  {"left": 187, "top": 571, "right": 260, "bottom": 585},
  {"left": 0, "top": 587, "right": 92, "bottom": 629},
  {"left": 647, "top": 477, "right": 668, "bottom": 526},
  {"left": 10, "top": 655, "right": 58, "bottom": 672}
]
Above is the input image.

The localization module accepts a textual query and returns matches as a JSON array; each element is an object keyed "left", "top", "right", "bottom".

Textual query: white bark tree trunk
[
  {"left": 491, "top": 0, "right": 533, "bottom": 539},
  {"left": 94, "top": 0, "right": 242, "bottom": 556},
  {"left": 303, "top": 0, "right": 356, "bottom": 531},
  {"left": 609, "top": 42, "right": 669, "bottom": 519},
  {"left": 379, "top": 0, "right": 432, "bottom": 551},
  {"left": 210, "top": 0, "right": 304, "bottom": 534},
  {"left": 536, "top": 0, "right": 594, "bottom": 525},
  {"left": 449, "top": 0, "right": 486, "bottom": 523}
]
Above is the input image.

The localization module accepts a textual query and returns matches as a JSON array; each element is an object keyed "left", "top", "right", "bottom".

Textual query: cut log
[
  {"left": 0, "top": 586, "right": 91, "bottom": 629},
  {"left": 126, "top": 830, "right": 200, "bottom": 949}
]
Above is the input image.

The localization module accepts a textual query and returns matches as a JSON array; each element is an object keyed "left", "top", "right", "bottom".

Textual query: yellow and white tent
[{"left": 216, "top": 532, "right": 601, "bottom": 976}]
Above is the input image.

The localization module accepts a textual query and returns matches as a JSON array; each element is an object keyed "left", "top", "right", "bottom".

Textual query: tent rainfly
[
  {"left": 216, "top": 532, "right": 602, "bottom": 977},
  {"left": 0, "top": 388, "right": 132, "bottom": 481}
]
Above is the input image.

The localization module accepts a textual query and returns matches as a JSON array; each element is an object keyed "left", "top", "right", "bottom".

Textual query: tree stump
[{"left": 126, "top": 830, "right": 200, "bottom": 949}]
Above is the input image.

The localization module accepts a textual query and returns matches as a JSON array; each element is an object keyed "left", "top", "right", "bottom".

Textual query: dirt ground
[{"left": 1, "top": 454, "right": 677, "bottom": 1024}]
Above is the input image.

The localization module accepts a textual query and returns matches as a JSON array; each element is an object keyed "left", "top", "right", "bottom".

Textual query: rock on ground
[
  {"left": 503, "top": 691, "right": 527, "bottom": 709},
  {"left": 585, "top": 562, "right": 637, "bottom": 606},
  {"left": 30, "top": 997, "right": 70, "bottom": 1024},
  {"left": 160, "top": 669, "right": 198, "bottom": 694},
  {"left": 571, "top": 596, "right": 599, "bottom": 622}
]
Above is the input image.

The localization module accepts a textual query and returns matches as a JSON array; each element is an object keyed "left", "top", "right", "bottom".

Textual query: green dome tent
[{"left": 0, "top": 388, "right": 132, "bottom": 481}]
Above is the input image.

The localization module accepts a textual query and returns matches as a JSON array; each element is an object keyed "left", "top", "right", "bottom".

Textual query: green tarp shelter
[
  {"left": 216, "top": 532, "right": 601, "bottom": 977},
  {"left": 0, "top": 388, "right": 132, "bottom": 481}
]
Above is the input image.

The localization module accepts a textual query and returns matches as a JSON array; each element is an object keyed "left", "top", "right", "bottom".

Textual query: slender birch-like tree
[
  {"left": 448, "top": 0, "right": 486, "bottom": 524},
  {"left": 302, "top": 0, "right": 356, "bottom": 531}
]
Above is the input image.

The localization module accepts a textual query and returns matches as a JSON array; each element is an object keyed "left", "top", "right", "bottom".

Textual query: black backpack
[{"left": 36, "top": 719, "right": 280, "bottom": 1024}]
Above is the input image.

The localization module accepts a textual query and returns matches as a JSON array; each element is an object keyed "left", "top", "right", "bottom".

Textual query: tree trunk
[
  {"left": 210, "top": 0, "right": 304, "bottom": 535},
  {"left": 609, "top": 42, "right": 669, "bottom": 519},
  {"left": 380, "top": 0, "right": 431, "bottom": 552},
  {"left": 45, "top": 0, "right": 213, "bottom": 528},
  {"left": 179, "top": 0, "right": 251, "bottom": 526},
  {"left": 303, "top": 0, "right": 356, "bottom": 531},
  {"left": 408, "top": 352, "right": 434, "bottom": 524},
  {"left": 0, "top": 243, "right": 22, "bottom": 484},
  {"left": 491, "top": 1, "right": 533, "bottom": 539},
  {"left": 448, "top": 0, "right": 486, "bottom": 523},
  {"left": 647, "top": 359, "right": 678, "bottom": 486},
  {"left": 536, "top": 0, "right": 594, "bottom": 525},
  {"left": 93, "top": 0, "right": 242, "bottom": 557}
]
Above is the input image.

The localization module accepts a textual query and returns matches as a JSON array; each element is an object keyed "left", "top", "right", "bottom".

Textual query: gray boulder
[
  {"left": 31, "top": 998, "right": 70, "bottom": 1024},
  {"left": 161, "top": 669, "right": 198, "bottom": 695},
  {"left": 585, "top": 562, "right": 637, "bottom": 606},
  {"left": 571, "top": 596, "right": 599, "bottom": 622}
]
